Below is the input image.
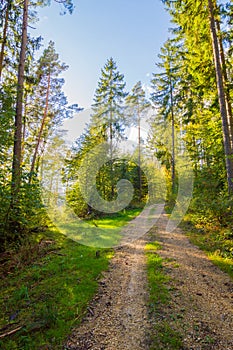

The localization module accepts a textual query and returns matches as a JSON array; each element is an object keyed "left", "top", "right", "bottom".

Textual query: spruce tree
[
  {"left": 161, "top": 0, "right": 233, "bottom": 193},
  {"left": 126, "top": 81, "right": 150, "bottom": 200},
  {"left": 150, "top": 39, "right": 180, "bottom": 193},
  {"left": 91, "top": 58, "right": 127, "bottom": 149},
  {"left": 91, "top": 57, "right": 127, "bottom": 198}
]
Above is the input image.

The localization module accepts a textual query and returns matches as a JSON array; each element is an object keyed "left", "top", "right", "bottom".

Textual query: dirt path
[
  {"left": 65, "top": 237, "right": 151, "bottom": 350},
  {"left": 65, "top": 213, "right": 233, "bottom": 350},
  {"left": 153, "top": 214, "right": 233, "bottom": 350}
]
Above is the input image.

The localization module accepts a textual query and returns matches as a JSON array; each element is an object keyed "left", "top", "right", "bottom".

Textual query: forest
[
  {"left": 0, "top": 0, "right": 233, "bottom": 349},
  {"left": 1, "top": 0, "right": 233, "bottom": 252}
]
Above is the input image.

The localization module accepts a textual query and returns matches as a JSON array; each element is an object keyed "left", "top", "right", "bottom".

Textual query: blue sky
[{"left": 33, "top": 0, "right": 170, "bottom": 140}]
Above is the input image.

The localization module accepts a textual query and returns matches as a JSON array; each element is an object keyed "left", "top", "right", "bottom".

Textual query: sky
[{"left": 32, "top": 0, "right": 171, "bottom": 141}]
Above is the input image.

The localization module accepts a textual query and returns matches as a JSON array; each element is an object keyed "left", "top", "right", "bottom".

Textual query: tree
[
  {"left": 10, "top": 0, "right": 29, "bottom": 214},
  {"left": 6, "top": 0, "right": 75, "bottom": 238},
  {"left": 207, "top": 0, "right": 233, "bottom": 193},
  {"left": 26, "top": 41, "right": 81, "bottom": 181},
  {"left": 150, "top": 39, "right": 180, "bottom": 194},
  {"left": 161, "top": 0, "right": 233, "bottom": 194},
  {"left": 0, "top": 0, "right": 23, "bottom": 81},
  {"left": 0, "top": 0, "right": 10, "bottom": 80},
  {"left": 91, "top": 57, "right": 127, "bottom": 198},
  {"left": 126, "top": 81, "right": 150, "bottom": 200}
]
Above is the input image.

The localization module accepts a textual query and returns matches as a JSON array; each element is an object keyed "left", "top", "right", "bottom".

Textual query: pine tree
[
  {"left": 91, "top": 58, "right": 127, "bottom": 148},
  {"left": 126, "top": 81, "right": 150, "bottom": 200},
  {"left": 6, "top": 0, "right": 75, "bottom": 238},
  {"left": 207, "top": 0, "right": 233, "bottom": 193},
  {"left": 91, "top": 57, "right": 127, "bottom": 198},
  {"left": 26, "top": 41, "right": 81, "bottom": 181},
  {"left": 10, "top": 0, "right": 29, "bottom": 214},
  {"left": 161, "top": 0, "right": 233, "bottom": 193},
  {"left": 150, "top": 39, "right": 180, "bottom": 193}
]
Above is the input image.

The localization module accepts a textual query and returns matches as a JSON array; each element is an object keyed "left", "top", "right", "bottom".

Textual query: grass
[
  {"left": 90, "top": 209, "right": 142, "bottom": 229},
  {"left": 0, "top": 208, "right": 141, "bottom": 349},
  {"left": 57, "top": 208, "right": 142, "bottom": 248},
  {"left": 164, "top": 198, "right": 233, "bottom": 279},
  {"left": 181, "top": 214, "right": 233, "bottom": 279},
  {"left": 145, "top": 239, "right": 183, "bottom": 350}
]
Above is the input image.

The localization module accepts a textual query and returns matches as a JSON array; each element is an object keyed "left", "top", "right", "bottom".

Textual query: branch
[{"left": 0, "top": 326, "right": 23, "bottom": 339}]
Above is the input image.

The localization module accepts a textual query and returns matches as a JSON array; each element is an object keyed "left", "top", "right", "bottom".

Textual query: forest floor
[{"left": 65, "top": 213, "right": 233, "bottom": 350}]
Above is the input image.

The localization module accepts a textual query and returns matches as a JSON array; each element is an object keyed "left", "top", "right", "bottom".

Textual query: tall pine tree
[
  {"left": 91, "top": 57, "right": 127, "bottom": 198},
  {"left": 126, "top": 81, "right": 150, "bottom": 200}
]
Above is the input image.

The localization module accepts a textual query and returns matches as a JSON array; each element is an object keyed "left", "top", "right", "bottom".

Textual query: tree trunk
[
  {"left": 22, "top": 91, "right": 28, "bottom": 159},
  {"left": 170, "top": 76, "right": 175, "bottom": 194},
  {"left": 208, "top": 0, "right": 233, "bottom": 193},
  {"left": 0, "top": 1, "right": 10, "bottom": 80},
  {"left": 29, "top": 71, "right": 51, "bottom": 182},
  {"left": 10, "top": 0, "right": 29, "bottom": 208},
  {"left": 137, "top": 104, "right": 142, "bottom": 200},
  {"left": 109, "top": 115, "right": 114, "bottom": 199},
  {"left": 215, "top": 17, "right": 233, "bottom": 148}
]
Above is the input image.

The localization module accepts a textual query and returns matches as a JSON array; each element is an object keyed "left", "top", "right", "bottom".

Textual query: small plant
[
  {"left": 38, "top": 303, "right": 58, "bottom": 327},
  {"left": 13, "top": 285, "right": 29, "bottom": 301},
  {"left": 151, "top": 322, "right": 183, "bottom": 350}
]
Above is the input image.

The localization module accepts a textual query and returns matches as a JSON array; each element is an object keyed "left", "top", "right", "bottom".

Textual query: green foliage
[
  {"left": 182, "top": 215, "right": 233, "bottom": 278},
  {"left": 148, "top": 0, "right": 233, "bottom": 269},
  {"left": 91, "top": 57, "right": 127, "bottom": 141},
  {"left": 0, "top": 5, "right": 78, "bottom": 248},
  {"left": 0, "top": 227, "right": 113, "bottom": 349},
  {"left": 66, "top": 157, "right": 148, "bottom": 218},
  {"left": 0, "top": 209, "right": 142, "bottom": 348},
  {"left": 65, "top": 62, "right": 150, "bottom": 219},
  {"left": 0, "top": 173, "right": 48, "bottom": 250}
]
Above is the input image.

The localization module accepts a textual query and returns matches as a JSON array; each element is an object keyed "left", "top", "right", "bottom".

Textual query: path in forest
[
  {"left": 154, "top": 214, "right": 233, "bottom": 350},
  {"left": 65, "top": 213, "right": 233, "bottom": 350},
  {"left": 65, "top": 233, "right": 151, "bottom": 349}
]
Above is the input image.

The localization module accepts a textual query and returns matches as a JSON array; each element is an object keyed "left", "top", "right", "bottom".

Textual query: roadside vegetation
[
  {"left": 0, "top": 209, "right": 140, "bottom": 349},
  {"left": 181, "top": 213, "right": 233, "bottom": 279},
  {"left": 165, "top": 188, "right": 233, "bottom": 280}
]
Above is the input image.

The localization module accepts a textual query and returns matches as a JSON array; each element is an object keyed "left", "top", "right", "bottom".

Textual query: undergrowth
[
  {"left": 181, "top": 213, "right": 233, "bottom": 279},
  {"left": 0, "top": 209, "right": 140, "bottom": 349}
]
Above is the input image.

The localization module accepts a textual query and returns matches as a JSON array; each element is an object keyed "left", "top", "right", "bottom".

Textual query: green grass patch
[
  {"left": 57, "top": 208, "right": 142, "bottom": 248},
  {"left": 182, "top": 215, "right": 233, "bottom": 279},
  {"left": 0, "top": 209, "right": 141, "bottom": 349},
  {"left": 92, "top": 208, "right": 142, "bottom": 229},
  {"left": 150, "top": 322, "right": 183, "bottom": 350},
  {"left": 145, "top": 240, "right": 183, "bottom": 349},
  {"left": 0, "top": 229, "right": 113, "bottom": 349}
]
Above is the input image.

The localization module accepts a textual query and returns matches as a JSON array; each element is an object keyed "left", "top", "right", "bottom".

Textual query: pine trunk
[
  {"left": 208, "top": 0, "right": 233, "bottom": 193},
  {"left": 215, "top": 18, "right": 233, "bottom": 148},
  {"left": 137, "top": 105, "right": 142, "bottom": 200},
  {"left": 0, "top": 1, "right": 10, "bottom": 80},
  {"left": 30, "top": 71, "right": 51, "bottom": 181},
  {"left": 170, "top": 77, "right": 175, "bottom": 194},
  {"left": 11, "top": 0, "right": 29, "bottom": 207}
]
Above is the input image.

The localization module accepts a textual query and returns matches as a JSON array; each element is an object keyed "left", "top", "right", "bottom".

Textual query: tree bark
[
  {"left": 215, "top": 17, "right": 233, "bottom": 149},
  {"left": 0, "top": 1, "right": 10, "bottom": 80},
  {"left": 11, "top": 0, "right": 29, "bottom": 207},
  {"left": 29, "top": 71, "right": 51, "bottom": 181},
  {"left": 208, "top": 0, "right": 233, "bottom": 193},
  {"left": 169, "top": 74, "right": 175, "bottom": 194},
  {"left": 137, "top": 104, "right": 142, "bottom": 200}
]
